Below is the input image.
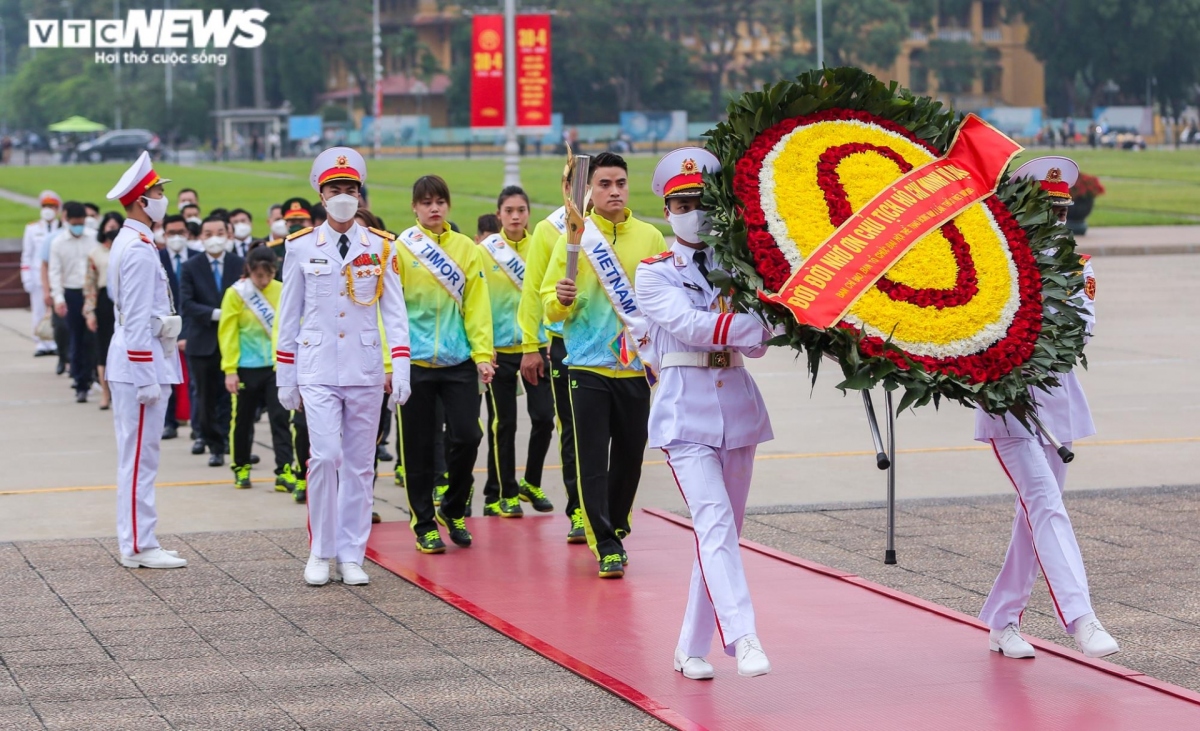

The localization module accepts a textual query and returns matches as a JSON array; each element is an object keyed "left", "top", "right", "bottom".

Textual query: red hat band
[
  {"left": 1040, "top": 179, "right": 1071, "bottom": 202},
  {"left": 119, "top": 170, "right": 161, "bottom": 207},
  {"left": 663, "top": 172, "right": 703, "bottom": 198},
  {"left": 317, "top": 167, "right": 361, "bottom": 187}
]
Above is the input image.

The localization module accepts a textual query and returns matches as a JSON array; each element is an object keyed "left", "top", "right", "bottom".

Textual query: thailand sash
[
  {"left": 579, "top": 221, "right": 646, "bottom": 367},
  {"left": 399, "top": 225, "right": 466, "bottom": 306},
  {"left": 232, "top": 278, "right": 275, "bottom": 335},
  {"left": 478, "top": 233, "right": 525, "bottom": 290}
]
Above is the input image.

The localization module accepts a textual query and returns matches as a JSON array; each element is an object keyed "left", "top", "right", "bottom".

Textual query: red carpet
[{"left": 366, "top": 508, "right": 1200, "bottom": 731}]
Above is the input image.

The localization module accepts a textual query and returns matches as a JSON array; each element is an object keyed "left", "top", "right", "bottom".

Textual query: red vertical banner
[
  {"left": 515, "top": 14, "right": 552, "bottom": 130},
  {"left": 470, "top": 15, "right": 505, "bottom": 129}
]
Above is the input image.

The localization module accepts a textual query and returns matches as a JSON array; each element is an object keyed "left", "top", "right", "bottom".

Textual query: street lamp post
[
  {"left": 502, "top": 0, "right": 520, "bottom": 186},
  {"left": 372, "top": 0, "right": 383, "bottom": 158},
  {"left": 816, "top": 0, "right": 824, "bottom": 69}
]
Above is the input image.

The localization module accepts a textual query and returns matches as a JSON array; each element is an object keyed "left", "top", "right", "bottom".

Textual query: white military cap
[
  {"left": 310, "top": 147, "right": 367, "bottom": 192},
  {"left": 38, "top": 190, "right": 62, "bottom": 207},
  {"left": 105, "top": 151, "right": 171, "bottom": 205},
  {"left": 651, "top": 146, "right": 721, "bottom": 198},
  {"left": 1010, "top": 156, "right": 1079, "bottom": 206}
]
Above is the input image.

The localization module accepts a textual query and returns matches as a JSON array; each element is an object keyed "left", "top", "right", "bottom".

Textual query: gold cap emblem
[
  {"left": 289, "top": 201, "right": 302, "bottom": 211},
  {"left": 680, "top": 158, "right": 698, "bottom": 175},
  {"left": 1045, "top": 167, "right": 1063, "bottom": 183},
  {"left": 336, "top": 155, "right": 348, "bottom": 167}
]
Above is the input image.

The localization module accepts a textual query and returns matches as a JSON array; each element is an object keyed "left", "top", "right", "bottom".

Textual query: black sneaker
[
  {"left": 293, "top": 480, "right": 307, "bottom": 504},
  {"left": 415, "top": 530, "right": 446, "bottom": 554},
  {"left": 566, "top": 509, "right": 587, "bottom": 544},
  {"left": 518, "top": 480, "right": 554, "bottom": 512},
  {"left": 376, "top": 445, "right": 394, "bottom": 462},
  {"left": 598, "top": 554, "right": 625, "bottom": 579},
  {"left": 498, "top": 497, "right": 524, "bottom": 518},
  {"left": 483, "top": 501, "right": 501, "bottom": 517},
  {"left": 371, "top": 512, "right": 381, "bottom": 524},
  {"left": 620, "top": 550, "right": 629, "bottom": 566},
  {"left": 191, "top": 439, "right": 206, "bottom": 455},
  {"left": 436, "top": 508, "right": 472, "bottom": 548}
]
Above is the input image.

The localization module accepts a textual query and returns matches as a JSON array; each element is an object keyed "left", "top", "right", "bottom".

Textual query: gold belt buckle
[{"left": 709, "top": 351, "right": 731, "bottom": 368}]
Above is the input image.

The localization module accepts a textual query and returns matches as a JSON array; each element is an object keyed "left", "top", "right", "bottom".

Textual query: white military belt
[{"left": 659, "top": 351, "right": 743, "bottom": 369}]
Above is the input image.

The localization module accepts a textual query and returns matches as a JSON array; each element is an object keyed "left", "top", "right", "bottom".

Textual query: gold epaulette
[
  {"left": 267, "top": 238, "right": 284, "bottom": 248},
  {"left": 285, "top": 227, "right": 312, "bottom": 241},
  {"left": 369, "top": 226, "right": 396, "bottom": 241}
]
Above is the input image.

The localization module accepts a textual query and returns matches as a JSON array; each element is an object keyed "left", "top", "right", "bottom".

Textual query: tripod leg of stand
[
  {"left": 884, "top": 390, "right": 897, "bottom": 565},
  {"left": 861, "top": 391, "right": 890, "bottom": 470}
]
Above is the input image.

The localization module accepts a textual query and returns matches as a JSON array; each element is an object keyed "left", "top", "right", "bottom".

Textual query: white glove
[
  {"left": 278, "top": 386, "right": 301, "bottom": 411},
  {"left": 136, "top": 384, "right": 162, "bottom": 406},
  {"left": 388, "top": 379, "right": 411, "bottom": 411},
  {"left": 211, "top": 308, "right": 222, "bottom": 321}
]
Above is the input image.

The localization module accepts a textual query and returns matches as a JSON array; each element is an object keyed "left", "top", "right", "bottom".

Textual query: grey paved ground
[{"left": 5, "top": 485, "right": 1200, "bottom": 729}]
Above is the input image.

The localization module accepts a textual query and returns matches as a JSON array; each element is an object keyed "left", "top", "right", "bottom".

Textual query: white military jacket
[
  {"left": 20, "top": 219, "right": 59, "bottom": 291},
  {"left": 976, "top": 256, "right": 1097, "bottom": 443},
  {"left": 275, "top": 221, "right": 410, "bottom": 389},
  {"left": 106, "top": 220, "right": 183, "bottom": 387},
  {"left": 635, "top": 242, "right": 773, "bottom": 450}
]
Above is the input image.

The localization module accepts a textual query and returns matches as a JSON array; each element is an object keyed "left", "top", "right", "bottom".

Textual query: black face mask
[{"left": 288, "top": 223, "right": 307, "bottom": 234}]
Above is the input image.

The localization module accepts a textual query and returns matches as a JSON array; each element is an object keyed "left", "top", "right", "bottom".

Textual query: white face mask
[
  {"left": 177, "top": 200, "right": 193, "bottom": 212},
  {"left": 185, "top": 216, "right": 202, "bottom": 226},
  {"left": 204, "top": 236, "right": 228, "bottom": 255},
  {"left": 141, "top": 194, "right": 169, "bottom": 223},
  {"left": 84, "top": 216, "right": 98, "bottom": 229},
  {"left": 233, "top": 222, "right": 253, "bottom": 240},
  {"left": 40, "top": 207, "right": 57, "bottom": 222},
  {"left": 270, "top": 219, "right": 289, "bottom": 238},
  {"left": 667, "top": 208, "right": 712, "bottom": 244},
  {"left": 324, "top": 193, "right": 359, "bottom": 223},
  {"left": 153, "top": 229, "right": 165, "bottom": 245},
  {"left": 166, "top": 235, "right": 188, "bottom": 253}
]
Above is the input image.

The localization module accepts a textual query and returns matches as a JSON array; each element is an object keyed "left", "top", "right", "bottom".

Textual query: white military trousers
[
  {"left": 979, "top": 437, "right": 1094, "bottom": 634},
  {"left": 29, "top": 280, "right": 54, "bottom": 351},
  {"left": 111, "top": 382, "right": 170, "bottom": 557},
  {"left": 663, "top": 440, "right": 758, "bottom": 658},
  {"left": 300, "top": 384, "right": 379, "bottom": 565}
]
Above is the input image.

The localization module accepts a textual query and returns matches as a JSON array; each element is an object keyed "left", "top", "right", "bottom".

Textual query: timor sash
[
  {"left": 399, "top": 226, "right": 466, "bottom": 306},
  {"left": 760, "top": 114, "right": 1022, "bottom": 329},
  {"left": 478, "top": 233, "right": 525, "bottom": 290},
  {"left": 579, "top": 221, "right": 646, "bottom": 368},
  {"left": 232, "top": 278, "right": 275, "bottom": 335}
]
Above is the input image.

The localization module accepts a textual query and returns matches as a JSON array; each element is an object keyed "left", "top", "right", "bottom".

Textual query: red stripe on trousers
[
  {"left": 662, "top": 448, "right": 727, "bottom": 649},
  {"left": 132, "top": 403, "right": 146, "bottom": 554},
  {"left": 990, "top": 439, "right": 1068, "bottom": 627}
]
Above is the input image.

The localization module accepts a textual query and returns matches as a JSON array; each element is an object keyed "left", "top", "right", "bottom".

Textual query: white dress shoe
[
  {"left": 989, "top": 623, "right": 1035, "bottom": 659},
  {"left": 735, "top": 634, "right": 771, "bottom": 677},
  {"left": 120, "top": 548, "right": 187, "bottom": 569},
  {"left": 673, "top": 647, "right": 714, "bottom": 680},
  {"left": 1074, "top": 613, "right": 1120, "bottom": 658},
  {"left": 338, "top": 562, "right": 369, "bottom": 586},
  {"left": 304, "top": 553, "right": 331, "bottom": 586}
]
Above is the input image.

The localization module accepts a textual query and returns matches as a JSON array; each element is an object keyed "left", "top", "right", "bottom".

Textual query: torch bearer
[{"left": 562, "top": 147, "right": 590, "bottom": 281}]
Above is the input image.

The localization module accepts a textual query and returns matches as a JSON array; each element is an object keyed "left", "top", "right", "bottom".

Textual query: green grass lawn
[{"left": 2, "top": 148, "right": 1198, "bottom": 238}]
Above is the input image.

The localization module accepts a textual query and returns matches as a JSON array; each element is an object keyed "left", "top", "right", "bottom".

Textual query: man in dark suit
[
  {"left": 160, "top": 215, "right": 199, "bottom": 440},
  {"left": 180, "top": 215, "right": 243, "bottom": 466}
]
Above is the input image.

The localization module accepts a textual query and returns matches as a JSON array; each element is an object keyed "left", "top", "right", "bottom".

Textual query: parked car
[
  {"left": 76, "top": 130, "right": 161, "bottom": 162},
  {"left": 1099, "top": 127, "right": 1147, "bottom": 150}
]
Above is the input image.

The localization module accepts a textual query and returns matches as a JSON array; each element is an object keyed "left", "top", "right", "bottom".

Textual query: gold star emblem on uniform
[
  {"left": 336, "top": 155, "right": 348, "bottom": 167},
  {"left": 1046, "top": 168, "right": 1063, "bottom": 183},
  {"left": 680, "top": 158, "right": 698, "bottom": 175}
]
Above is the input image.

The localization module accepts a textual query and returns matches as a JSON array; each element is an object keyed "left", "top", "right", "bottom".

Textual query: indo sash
[
  {"left": 579, "top": 221, "right": 646, "bottom": 367},
  {"left": 232, "top": 278, "right": 275, "bottom": 335},
  {"left": 760, "top": 114, "right": 1022, "bottom": 329},
  {"left": 479, "top": 233, "right": 525, "bottom": 289},
  {"left": 399, "top": 225, "right": 466, "bottom": 306}
]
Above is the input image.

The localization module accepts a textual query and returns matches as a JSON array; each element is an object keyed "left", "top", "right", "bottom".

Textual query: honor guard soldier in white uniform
[
  {"left": 275, "top": 148, "right": 411, "bottom": 587},
  {"left": 976, "top": 156, "right": 1118, "bottom": 660},
  {"left": 22, "top": 190, "right": 62, "bottom": 356},
  {"left": 635, "top": 148, "right": 775, "bottom": 679},
  {"left": 105, "top": 152, "right": 187, "bottom": 569}
]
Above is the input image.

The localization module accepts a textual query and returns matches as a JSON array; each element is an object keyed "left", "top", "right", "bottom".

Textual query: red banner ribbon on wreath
[{"left": 760, "top": 114, "right": 1022, "bottom": 329}]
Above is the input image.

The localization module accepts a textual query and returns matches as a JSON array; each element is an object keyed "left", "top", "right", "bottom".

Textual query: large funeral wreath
[{"left": 702, "top": 67, "right": 1091, "bottom": 416}]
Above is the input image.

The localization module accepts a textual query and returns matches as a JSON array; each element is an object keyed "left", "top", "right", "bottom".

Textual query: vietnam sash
[
  {"left": 579, "top": 221, "right": 646, "bottom": 368},
  {"left": 479, "top": 233, "right": 525, "bottom": 290},
  {"left": 399, "top": 225, "right": 466, "bottom": 306},
  {"left": 232, "top": 278, "right": 275, "bottom": 336}
]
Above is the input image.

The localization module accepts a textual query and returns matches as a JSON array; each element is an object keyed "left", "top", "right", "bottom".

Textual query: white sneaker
[
  {"left": 989, "top": 623, "right": 1035, "bottom": 659},
  {"left": 338, "top": 562, "right": 369, "bottom": 586},
  {"left": 1074, "top": 613, "right": 1120, "bottom": 658},
  {"left": 735, "top": 634, "right": 771, "bottom": 677},
  {"left": 120, "top": 548, "right": 187, "bottom": 569},
  {"left": 673, "top": 647, "right": 714, "bottom": 680},
  {"left": 304, "top": 553, "right": 331, "bottom": 586}
]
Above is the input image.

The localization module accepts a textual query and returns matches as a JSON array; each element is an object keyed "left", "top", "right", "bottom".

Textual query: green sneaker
[
  {"left": 432, "top": 483, "right": 448, "bottom": 507},
  {"left": 518, "top": 480, "right": 554, "bottom": 512},
  {"left": 275, "top": 464, "right": 297, "bottom": 493},
  {"left": 498, "top": 496, "right": 524, "bottom": 518},
  {"left": 233, "top": 465, "right": 252, "bottom": 490},
  {"left": 598, "top": 554, "right": 625, "bottom": 578},
  {"left": 566, "top": 509, "right": 587, "bottom": 544},
  {"left": 435, "top": 508, "right": 473, "bottom": 548},
  {"left": 415, "top": 530, "right": 446, "bottom": 554},
  {"left": 393, "top": 465, "right": 405, "bottom": 487},
  {"left": 293, "top": 479, "right": 307, "bottom": 504},
  {"left": 483, "top": 501, "right": 502, "bottom": 517}
]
